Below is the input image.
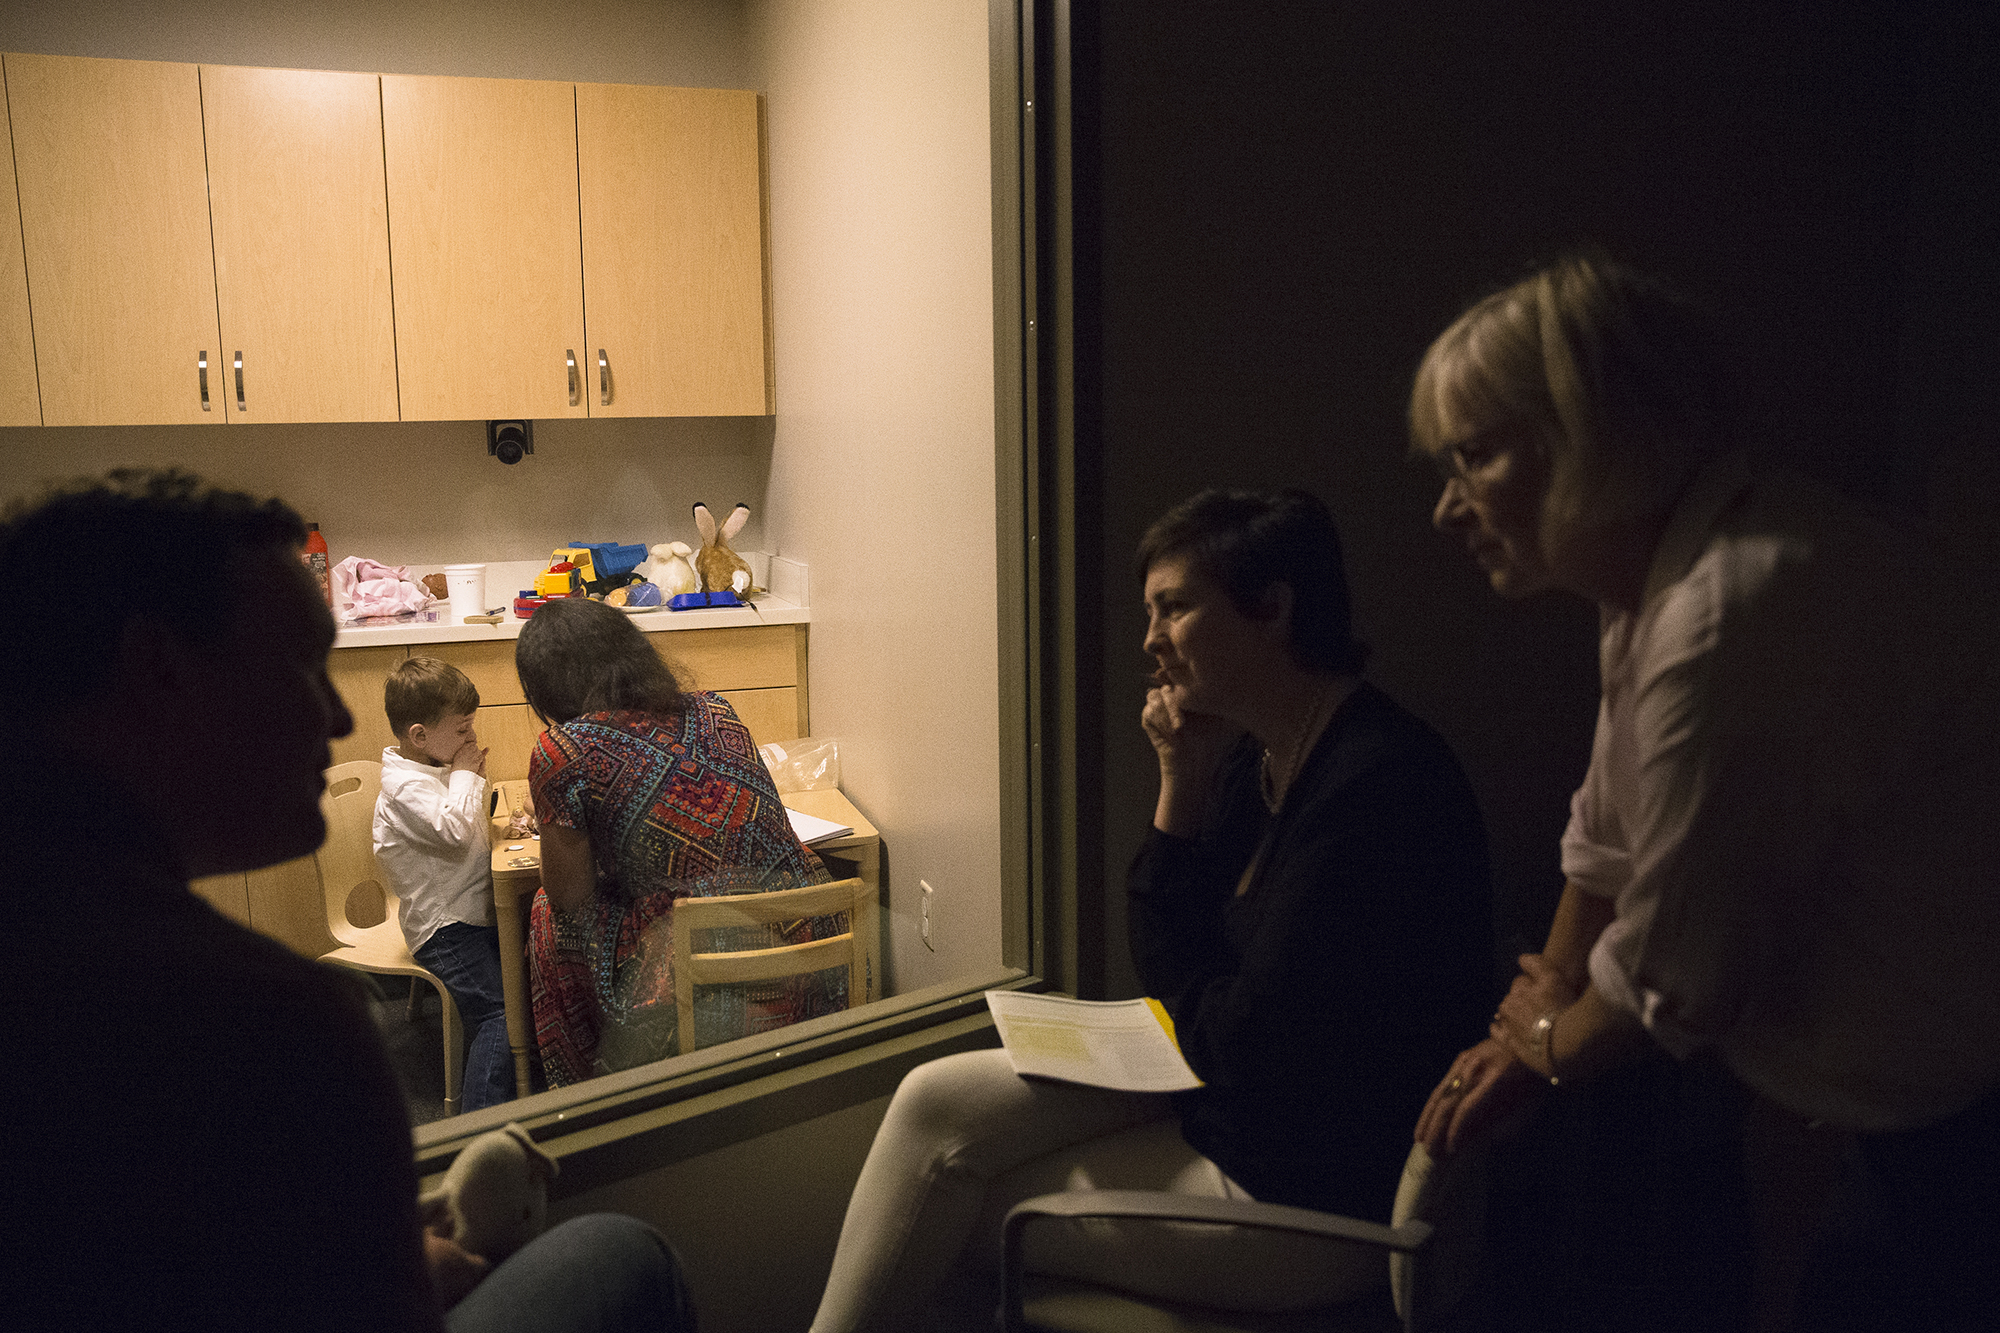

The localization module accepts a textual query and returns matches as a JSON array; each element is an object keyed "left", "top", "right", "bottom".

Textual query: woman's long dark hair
[{"left": 514, "top": 597, "right": 690, "bottom": 726}]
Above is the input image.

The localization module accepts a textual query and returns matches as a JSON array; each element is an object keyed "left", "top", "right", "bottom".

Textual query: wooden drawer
[
  {"left": 425, "top": 639, "right": 527, "bottom": 706},
  {"left": 649, "top": 624, "right": 801, "bottom": 691}
]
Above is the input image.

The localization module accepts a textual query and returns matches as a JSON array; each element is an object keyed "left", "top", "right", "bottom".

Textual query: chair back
[
  {"left": 1390, "top": 1140, "right": 1488, "bottom": 1328},
  {"left": 319, "top": 760, "right": 396, "bottom": 950},
  {"left": 672, "top": 876, "right": 873, "bottom": 1053}
]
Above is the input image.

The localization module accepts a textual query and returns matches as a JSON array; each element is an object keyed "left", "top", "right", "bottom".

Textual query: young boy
[{"left": 372, "top": 656, "right": 513, "bottom": 1112}]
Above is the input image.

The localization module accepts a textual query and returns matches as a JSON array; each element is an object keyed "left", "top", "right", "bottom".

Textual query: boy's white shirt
[{"left": 372, "top": 746, "right": 493, "bottom": 954}]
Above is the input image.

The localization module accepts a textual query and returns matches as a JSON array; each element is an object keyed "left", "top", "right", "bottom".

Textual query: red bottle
[{"left": 302, "top": 522, "right": 331, "bottom": 605}]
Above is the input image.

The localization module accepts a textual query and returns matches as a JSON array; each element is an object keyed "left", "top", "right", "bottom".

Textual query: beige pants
[{"left": 809, "top": 1048, "right": 1385, "bottom": 1332}]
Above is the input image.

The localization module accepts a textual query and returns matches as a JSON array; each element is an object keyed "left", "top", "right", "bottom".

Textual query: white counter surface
[{"left": 332, "top": 558, "right": 807, "bottom": 650}]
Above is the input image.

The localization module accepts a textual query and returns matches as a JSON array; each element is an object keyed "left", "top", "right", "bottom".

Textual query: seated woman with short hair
[
  {"left": 515, "top": 596, "right": 834, "bottom": 1085},
  {"left": 809, "top": 488, "right": 1494, "bottom": 1332}
]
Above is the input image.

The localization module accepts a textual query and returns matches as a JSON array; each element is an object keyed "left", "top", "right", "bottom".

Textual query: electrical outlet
[{"left": 920, "top": 880, "right": 936, "bottom": 951}]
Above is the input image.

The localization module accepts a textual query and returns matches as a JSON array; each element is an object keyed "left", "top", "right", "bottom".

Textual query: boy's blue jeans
[{"left": 415, "top": 921, "right": 515, "bottom": 1112}]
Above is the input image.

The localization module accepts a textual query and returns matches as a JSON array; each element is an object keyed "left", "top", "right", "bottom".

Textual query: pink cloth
[{"left": 331, "top": 557, "right": 433, "bottom": 619}]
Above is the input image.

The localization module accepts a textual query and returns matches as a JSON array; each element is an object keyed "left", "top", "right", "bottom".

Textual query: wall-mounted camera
[{"left": 487, "top": 419, "right": 534, "bottom": 465}]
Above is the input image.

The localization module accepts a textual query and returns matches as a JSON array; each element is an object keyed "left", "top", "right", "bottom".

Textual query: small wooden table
[{"left": 488, "top": 788, "right": 882, "bottom": 1099}]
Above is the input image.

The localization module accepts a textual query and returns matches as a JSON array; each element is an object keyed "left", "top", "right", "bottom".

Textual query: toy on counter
[
  {"left": 605, "top": 580, "right": 663, "bottom": 608},
  {"left": 520, "top": 552, "right": 584, "bottom": 617},
  {"left": 418, "top": 1122, "right": 558, "bottom": 1264},
  {"left": 692, "top": 502, "right": 756, "bottom": 599},
  {"left": 533, "top": 542, "right": 649, "bottom": 599},
  {"left": 531, "top": 558, "right": 581, "bottom": 600},
  {"left": 519, "top": 542, "right": 652, "bottom": 617},
  {"left": 668, "top": 589, "right": 743, "bottom": 610},
  {"left": 646, "top": 541, "right": 700, "bottom": 599}
]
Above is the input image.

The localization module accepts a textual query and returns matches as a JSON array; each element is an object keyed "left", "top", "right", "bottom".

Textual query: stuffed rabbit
[
  {"left": 646, "top": 541, "right": 700, "bottom": 598},
  {"left": 692, "top": 502, "right": 755, "bottom": 598}
]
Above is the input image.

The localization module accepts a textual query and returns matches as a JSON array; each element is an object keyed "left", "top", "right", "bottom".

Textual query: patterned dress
[{"left": 526, "top": 695, "right": 835, "bottom": 1086}]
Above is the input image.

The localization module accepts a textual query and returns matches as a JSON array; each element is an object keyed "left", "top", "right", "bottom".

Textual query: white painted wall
[{"left": 745, "top": 0, "right": 1000, "bottom": 992}]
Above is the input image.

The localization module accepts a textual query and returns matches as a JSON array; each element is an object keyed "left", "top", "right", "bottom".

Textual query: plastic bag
[{"left": 758, "top": 736, "right": 840, "bottom": 793}]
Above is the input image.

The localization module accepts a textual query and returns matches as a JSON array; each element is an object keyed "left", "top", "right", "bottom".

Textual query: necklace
[{"left": 1258, "top": 677, "right": 1342, "bottom": 814}]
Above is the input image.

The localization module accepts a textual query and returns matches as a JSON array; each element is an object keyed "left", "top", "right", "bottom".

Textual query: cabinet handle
[
  {"left": 567, "top": 350, "right": 579, "bottom": 406},
  {"left": 598, "top": 349, "right": 610, "bottom": 407},
  {"left": 199, "top": 351, "right": 210, "bottom": 411},
  {"left": 234, "top": 352, "right": 245, "bottom": 412}
]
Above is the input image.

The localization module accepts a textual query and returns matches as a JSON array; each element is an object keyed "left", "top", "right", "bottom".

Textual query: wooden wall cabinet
[
  {"left": 3, "top": 54, "right": 404, "bottom": 426},
  {"left": 578, "top": 83, "right": 772, "bottom": 416},
  {"left": 1, "top": 55, "right": 772, "bottom": 426},
  {"left": 6, "top": 53, "right": 224, "bottom": 426},
  {"left": 381, "top": 74, "right": 592, "bottom": 422},
  {"left": 202, "top": 64, "right": 400, "bottom": 423},
  {"left": 0, "top": 80, "right": 39, "bottom": 426}
]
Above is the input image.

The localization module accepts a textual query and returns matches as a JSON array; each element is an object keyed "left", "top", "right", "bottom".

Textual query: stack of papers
[
  {"left": 787, "top": 807, "right": 853, "bottom": 846},
  {"left": 985, "top": 990, "right": 1203, "bottom": 1092}
]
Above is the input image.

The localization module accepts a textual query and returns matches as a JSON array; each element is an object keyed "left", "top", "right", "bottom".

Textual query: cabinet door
[
  {"left": 0, "top": 78, "right": 39, "bottom": 426},
  {"left": 202, "top": 65, "right": 399, "bottom": 423},
  {"left": 5, "top": 53, "right": 223, "bottom": 426},
  {"left": 382, "top": 74, "right": 587, "bottom": 422},
  {"left": 577, "top": 84, "right": 771, "bottom": 417}
]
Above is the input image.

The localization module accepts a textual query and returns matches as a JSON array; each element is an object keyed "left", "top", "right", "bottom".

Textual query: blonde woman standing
[{"left": 1410, "top": 255, "right": 2000, "bottom": 1331}]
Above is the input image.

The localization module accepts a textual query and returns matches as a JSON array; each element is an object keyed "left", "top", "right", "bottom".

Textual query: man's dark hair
[
  {"left": 1136, "top": 487, "right": 1369, "bottom": 675},
  {"left": 0, "top": 469, "right": 307, "bottom": 727},
  {"left": 514, "top": 595, "right": 690, "bottom": 726}
]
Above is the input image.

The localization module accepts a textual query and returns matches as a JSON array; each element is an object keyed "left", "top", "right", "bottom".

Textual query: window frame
[{"left": 412, "top": 0, "right": 1078, "bottom": 1187}]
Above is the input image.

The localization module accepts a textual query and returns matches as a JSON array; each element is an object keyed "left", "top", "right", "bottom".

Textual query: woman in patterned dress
[{"left": 514, "top": 596, "right": 834, "bottom": 1086}]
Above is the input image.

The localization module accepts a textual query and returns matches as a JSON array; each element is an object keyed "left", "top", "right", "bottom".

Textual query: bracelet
[{"left": 1532, "top": 1012, "right": 1561, "bottom": 1086}]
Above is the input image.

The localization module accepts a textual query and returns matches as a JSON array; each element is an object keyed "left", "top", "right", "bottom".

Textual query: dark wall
[{"left": 1072, "top": 0, "right": 2000, "bottom": 997}]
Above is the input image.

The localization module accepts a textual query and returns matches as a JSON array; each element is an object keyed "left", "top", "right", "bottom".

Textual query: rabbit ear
[
  {"left": 721, "top": 503, "right": 749, "bottom": 542},
  {"left": 693, "top": 503, "right": 716, "bottom": 544}
]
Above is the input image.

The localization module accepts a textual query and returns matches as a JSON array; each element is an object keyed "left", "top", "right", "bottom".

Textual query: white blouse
[{"left": 1562, "top": 454, "right": 2000, "bottom": 1131}]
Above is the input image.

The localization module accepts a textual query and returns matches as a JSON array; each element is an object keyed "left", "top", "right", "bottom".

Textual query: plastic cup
[{"left": 443, "top": 563, "right": 487, "bottom": 622}]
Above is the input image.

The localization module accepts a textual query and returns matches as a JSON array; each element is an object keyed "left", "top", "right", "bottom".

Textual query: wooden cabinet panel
[
  {"left": 577, "top": 83, "right": 771, "bottom": 416},
  {"left": 424, "top": 639, "right": 526, "bottom": 707},
  {"left": 476, "top": 703, "right": 545, "bottom": 784},
  {"left": 382, "top": 74, "right": 588, "bottom": 422},
  {"left": 648, "top": 623, "right": 800, "bottom": 691},
  {"left": 5, "top": 53, "right": 222, "bottom": 426},
  {"left": 328, "top": 644, "right": 407, "bottom": 766},
  {"left": 0, "top": 83, "right": 38, "bottom": 426},
  {"left": 719, "top": 686, "right": 800, "bottom": 749},
  {"left": 202, "top": 65, "right": 399, "bottom": 423}
]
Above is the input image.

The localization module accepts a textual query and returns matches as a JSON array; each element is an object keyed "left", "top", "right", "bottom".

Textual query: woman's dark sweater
[{"left": 1128, "top": 682, "right": 1494, "bottom": 1219}]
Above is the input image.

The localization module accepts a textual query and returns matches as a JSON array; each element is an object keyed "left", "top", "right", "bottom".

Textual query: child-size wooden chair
[
  {"left": 316, "top": 760, "right": 465, "bottom": 1115},
  {"left": 671, "top": 876, "right": 877, "bottom": 1054}
]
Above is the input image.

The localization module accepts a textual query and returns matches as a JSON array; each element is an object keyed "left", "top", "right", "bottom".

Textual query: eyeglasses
[{"left": 1427, "top": 426, "right": 1521, "bottom": 484}]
